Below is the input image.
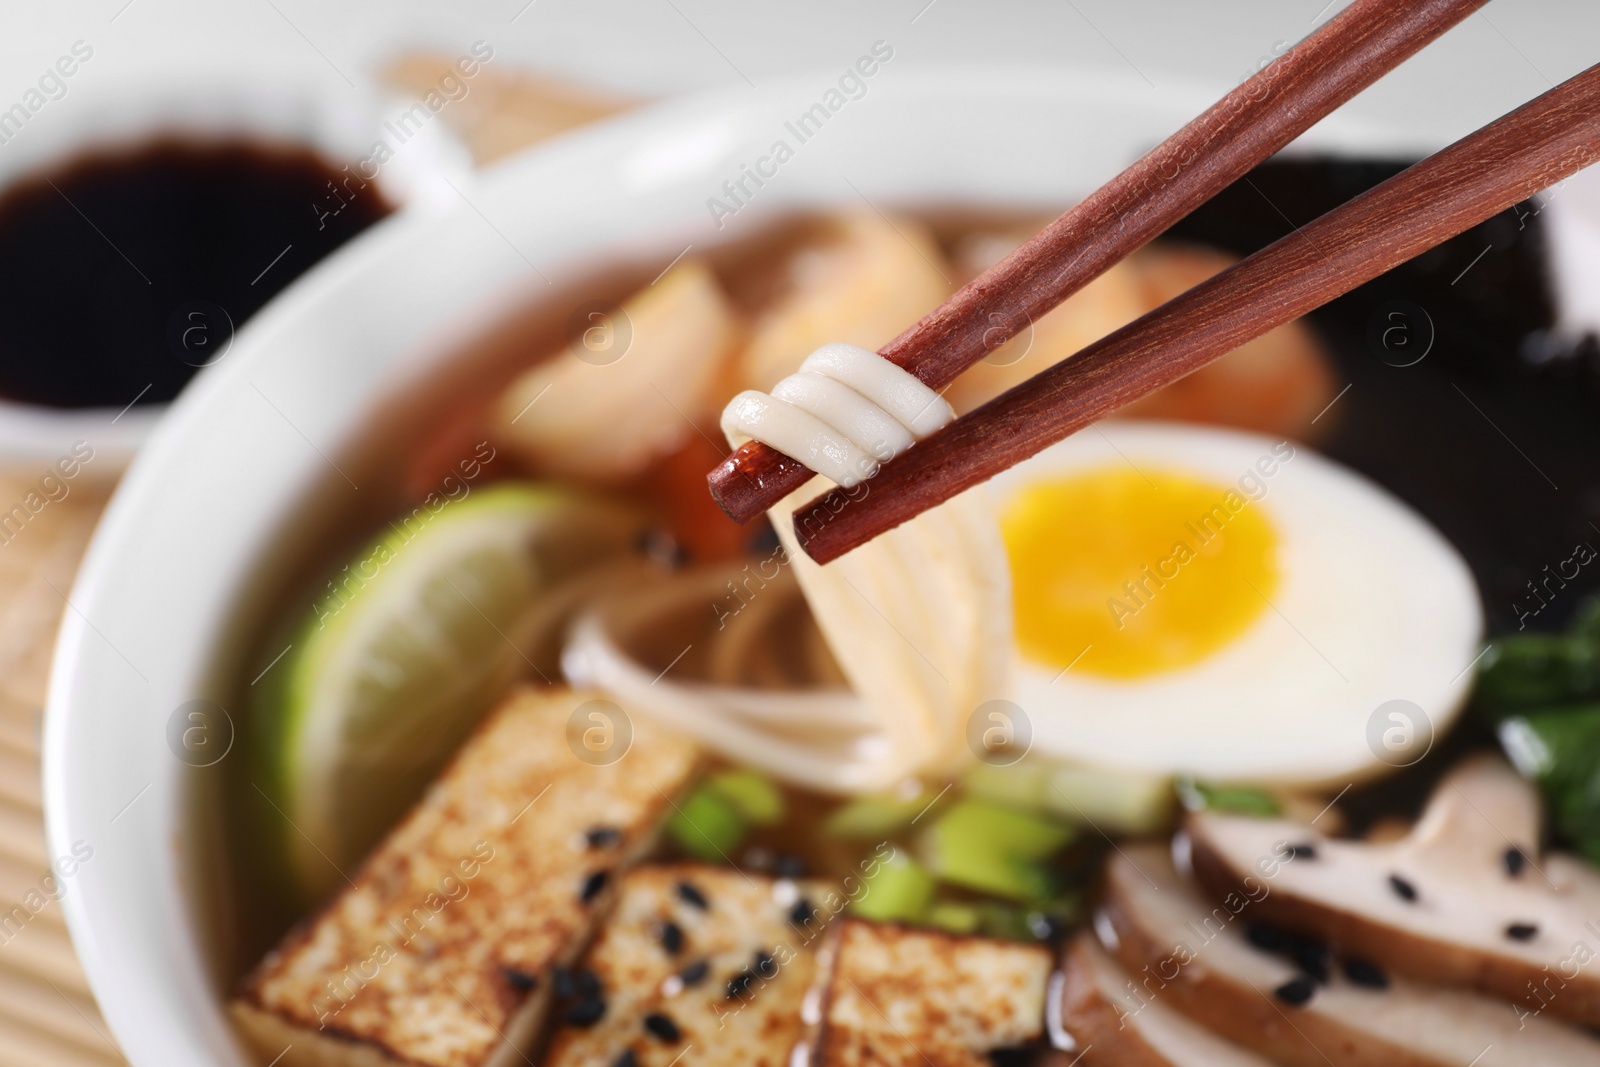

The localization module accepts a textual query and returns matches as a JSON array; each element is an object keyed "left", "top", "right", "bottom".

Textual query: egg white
[{"left": 991, "top": 421, "right": 1483, "bottom": 785}]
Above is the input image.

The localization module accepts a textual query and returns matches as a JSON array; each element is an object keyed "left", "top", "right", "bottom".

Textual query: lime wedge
[{"left": 258, "top": 483, "right": 643, "bottom": 900}]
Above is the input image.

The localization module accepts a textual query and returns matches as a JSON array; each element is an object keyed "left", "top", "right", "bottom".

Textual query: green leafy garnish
[
  {"left": 1500, "top": 707, "right": 1600, "bottom": 867},
  {"left": 1476, "top": 634, "right": 1600, "bottom": 717}
]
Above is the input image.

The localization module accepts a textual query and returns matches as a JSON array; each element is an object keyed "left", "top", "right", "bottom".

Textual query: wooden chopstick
[
  {"left": 792, "top": 61, "right": 1600, "bottom": 563},
  {"left": 705, "top": 0, "right": 1489, "bottom": 524}
]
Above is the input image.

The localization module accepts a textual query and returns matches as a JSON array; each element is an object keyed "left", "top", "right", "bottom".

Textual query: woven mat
[{"left": 0, "top": 59, "right": 633, "bottom": 1066}]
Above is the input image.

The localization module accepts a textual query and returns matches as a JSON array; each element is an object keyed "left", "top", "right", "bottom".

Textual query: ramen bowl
[{"left": 44, "top": 66, "right": 1423, "bottom": 1065}]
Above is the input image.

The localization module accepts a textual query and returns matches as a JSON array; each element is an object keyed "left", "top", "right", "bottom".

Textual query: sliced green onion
[
  {"left": 961, "top": 763, "right": 1048, "bottom": 810},
  {"left": 931, "top": 799, "right": 1074, "bottom": 860},
  {"left": 1041, "top": 766, "right": 1173, "bottom": 834},
  {"left": 707, "top": 768, "right": 785, "bottom": 825},
  {"left": 977, "top": 902, "right": 1036, "bottom": 940},
  {"left": 964, "top": 761, "right": 1173, "bottom": 836},
  {"left": 666, "top": 786, "right": 748, "bottom": 862},
  {"left": 1176, "top": 778, "right": 1281, "bottom": 817},
  {"left": 824, "top": 789, "right": 932, "bottom": 840},
  {"left": 926, "top": 901, "right": 983, "bottom": 934},
  {"left": 851, "top": 851, "right": 937, "bottom": 922},
  {"left": 917, "top": 799, "right": 1071, "bottom": 903}
]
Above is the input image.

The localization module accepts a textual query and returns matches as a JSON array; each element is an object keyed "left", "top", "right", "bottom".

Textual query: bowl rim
[{"left": 42, "top": 61, "right": 1426, "bottom": 1066}]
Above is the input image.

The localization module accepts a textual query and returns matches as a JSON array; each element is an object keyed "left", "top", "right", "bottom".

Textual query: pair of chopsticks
[{"left": 706, "top": 0, "right": 1600, "bottom": 564}]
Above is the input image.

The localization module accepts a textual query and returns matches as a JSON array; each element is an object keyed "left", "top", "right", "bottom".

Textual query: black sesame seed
[
  {"left": 585, "top": 826, "right": 622, "bottom": 849},
  {"left": 726, "top": 969, "right": 756, "bottom": 999},
  {"left": 989, "top": 1049, "right": 1034, "bottom": 1067},
  {"left": 1506, "top": 922, "right": 1540, "bottom": 942},
  {"left": 611, "top": 1050, "right": 639, "bottom": 1067},
  {"left": 643, "top": 1012, "right": 681, "bottom": 1042},
  {"left": 1388, "top": 874, "right": 1418, "bottom": 903},
  {"left": 1286, "top": 936, "right": 1331, "bottom": 984},
  {"left": 659, "top": 920, "right": 686, "bottom": 955},
  {"left": 1342, "top": 958, "right": 1389, "bottom": 989},
  {"left": 1287, "top": 843, "right": 1318, "bottom": 860},
  {"left": 553, "top": 967, "right": 577, "bottom": 998},
  {"left": 1504, "top": 847, "right": 1528, "bottom": 877},
  {"left": 555, "top": 968, "right": 601, "bottom": 998},
  {"left": 1245, "top": 922, "right": 1285, "bottom": 953},
  {"left": 772, "top": 853, "right": 808, "bottom": 879},
  {"left": 753, "top": 949, "right": 777, "bottom": 978},
  {"left": 676, "top": 881, "right": 710, "bottom": 910},
  {"left": 789, "top": 897, "right": 816, "bottom": 927},
  {"left": 502, "top": 967, "right": 538, "bottom": 992},
  {"left": 566, "top": 996, "right": 607, "bottom": 1027},
  {"left": 1274, "top": 977, "right": 1316, "bottom": 1006},
  {"left": 580, "top": 869, "right": 610, "bottom": 904},
  {"left": 679, "top": 959, "right": 711, "bottom": 987}
]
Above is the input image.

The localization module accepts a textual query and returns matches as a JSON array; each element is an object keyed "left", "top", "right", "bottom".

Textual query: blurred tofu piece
[
  {"left": 812, "top": 919, "right": 1052, "bottom": 1067},
  {"left": 231, "top": 686, "right": 700, "bottom": 1067},
  {"left": 545, "top": 865, "right": 835, "bottom": 1067}
]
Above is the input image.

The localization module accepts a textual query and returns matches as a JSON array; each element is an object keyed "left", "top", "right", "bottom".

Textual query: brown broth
[{"left": 218, "top": 156, "right": 1580, "bottom": 984}]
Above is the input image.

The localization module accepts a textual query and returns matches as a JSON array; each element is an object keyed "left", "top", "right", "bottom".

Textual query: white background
[{"left": 0, "top": 0, "right": 1593, "bottom": 151}]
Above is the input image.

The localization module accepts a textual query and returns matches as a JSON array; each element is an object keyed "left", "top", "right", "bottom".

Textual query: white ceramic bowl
[{"left": 45, "top": 66, "right": 1427, "bottom": 1065}]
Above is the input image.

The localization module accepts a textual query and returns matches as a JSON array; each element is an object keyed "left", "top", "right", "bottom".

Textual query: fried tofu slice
[
  {"left": 812, "top": 919, "right": 1053, "bottom": 1067},
  {"left": 544, "top": 865, "right": 834, "bottom": 1067},
  {"left": 232, "top": 687, "right": 700, "bottom": 1067}
]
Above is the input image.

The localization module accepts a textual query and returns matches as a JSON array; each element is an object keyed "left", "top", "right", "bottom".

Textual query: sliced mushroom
[
  {"left": 1185, "top": 755, "right": 1600, "bottom": 1027},
  {"left": 1099, "top": 843, "right": 1600, "bottom": 1067},
  {"left": 1056, "top": 935, "right": 1275, "bottom": 1066}
]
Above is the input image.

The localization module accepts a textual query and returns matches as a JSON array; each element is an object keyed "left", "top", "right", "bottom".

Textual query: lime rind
[{"left": 259, "top": 483, "right": 641, "bottom": 900}]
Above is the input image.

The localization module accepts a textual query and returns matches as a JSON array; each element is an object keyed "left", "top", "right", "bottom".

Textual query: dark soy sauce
[{"left": 0, "top": 139, "right": 391, "bottom": 408}]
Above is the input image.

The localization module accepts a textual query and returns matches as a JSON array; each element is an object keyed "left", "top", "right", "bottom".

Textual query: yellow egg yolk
[{"left": 1001, "top": 465, "right": 1278, "bottom": 679}]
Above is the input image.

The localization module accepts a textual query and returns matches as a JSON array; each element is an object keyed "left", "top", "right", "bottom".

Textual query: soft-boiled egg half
[{"left": 989, "top": 421, "right": 1482, "bottom": 785}]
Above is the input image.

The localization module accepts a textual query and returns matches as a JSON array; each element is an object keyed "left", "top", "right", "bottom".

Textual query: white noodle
[
  {"left": 720, "top": 390, "right": 879, "bottom": 487},
  {"left": 555, "top": 344, "right": 1004, "bottom": 793},
  {"left": 719, "top": 342, "right": 954, "bottom": 487}
]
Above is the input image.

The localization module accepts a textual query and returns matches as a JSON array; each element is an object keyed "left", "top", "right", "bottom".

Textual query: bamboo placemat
[
  {"left": 0, "top": 468, "right": 123, "bottom": 1067},
  {"left": 0, "top": 59, "right": 636, "bottom": 1067}
]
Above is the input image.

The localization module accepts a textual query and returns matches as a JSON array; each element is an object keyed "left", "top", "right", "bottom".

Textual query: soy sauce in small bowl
[{"left": 0, "top": 139, "right": 392, "bottom": 411}]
